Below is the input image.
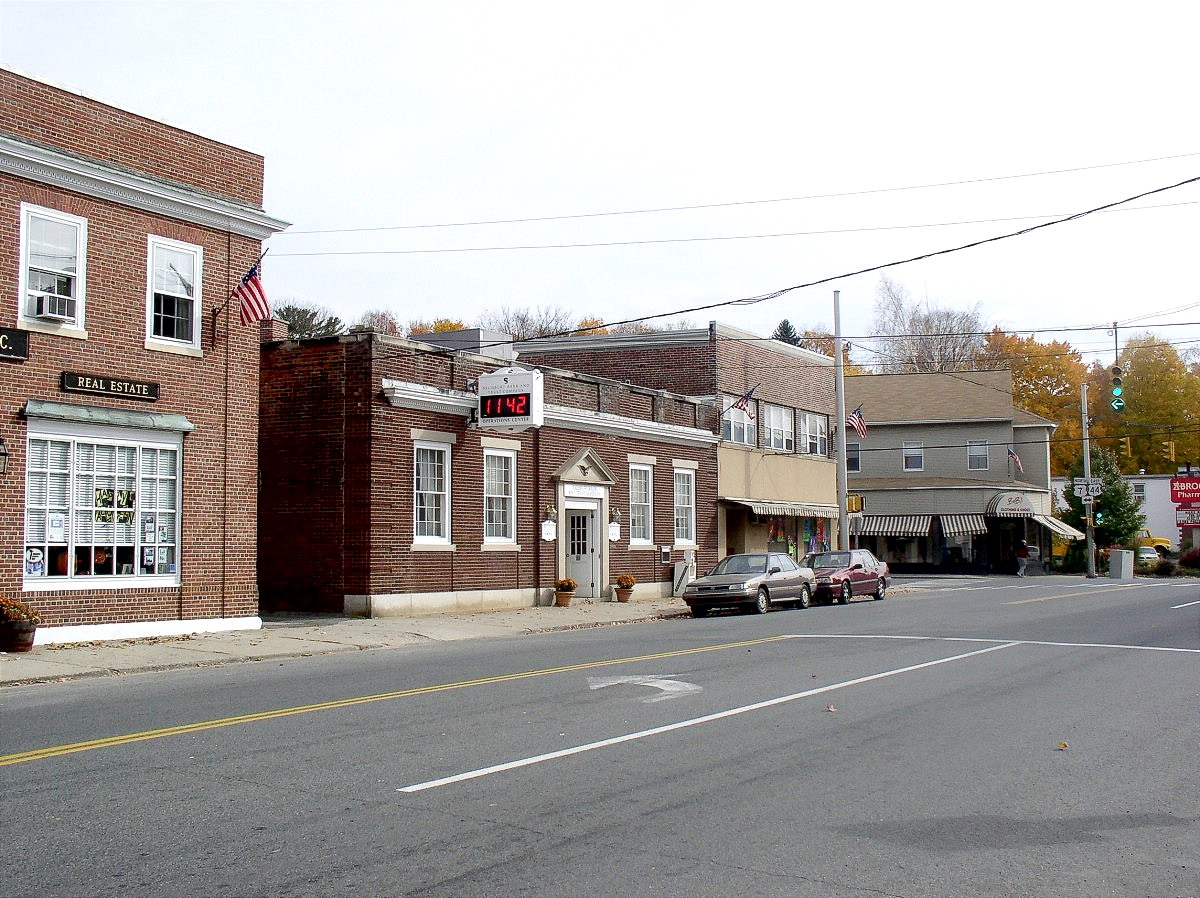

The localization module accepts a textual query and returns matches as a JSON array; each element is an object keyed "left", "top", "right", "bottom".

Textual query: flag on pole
[
  {"left": 728, "top": 385, "right": 758, "bottom": 420},
  {"left": 235, "top": 260, "right": 270, "bottom": 325},
  {"left": 1007, "top": 445, "right": 1024, "bottom": 473},
  {"left": 847, "top": 405, "right": 868, "bottom": 439}
]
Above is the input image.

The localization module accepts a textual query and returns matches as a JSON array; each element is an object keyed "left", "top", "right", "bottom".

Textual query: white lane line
[
  {"left": 398, "top": 642, "right": 1018, "bottom": 793},
  {"left": 781, "top": 634, "right": 1200, "bottom": 654},
  {"left": 1171, "top": 600, "right": 1200, "bottom": 609}
]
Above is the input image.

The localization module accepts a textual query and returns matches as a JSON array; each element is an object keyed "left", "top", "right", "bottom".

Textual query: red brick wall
[
  {"left": 0, "top": 68, "right": 264, "bottom": 206},
  {"left": 0, "top": 74, "right": 266, "bottom": 627},
  {"left": 258, "top": 335, "right": 719, "bottom": 611}
]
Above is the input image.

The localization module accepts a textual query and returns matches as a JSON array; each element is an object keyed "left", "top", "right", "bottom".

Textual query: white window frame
[
  {"left": 721, "top": 396, "right": 757, "bottom": 447},
  {"left": 23, "top": 418, "right": 183, "bottom": 590},
  {"left": 146, "top": 235, "right": 203, "bottom": 353},
  {"left": 903, "top": 441, "right": 924, "bottom": 471},
  {"left": 17, "top": 203, "right": 87, "bottom": 336},
  {"left": 413, "top": 440, "right": 452, "bottom": 545},
  {"left": 673, "top": 467, "right": 696, "bottom": 545},
  {"left": 483, "top": 448, "right": 516, "bottom": 543},
  {"left": 1132, "top": 482, "right": 1145, "bottom": 504},
  {"left": 801, "top": 412, "right": 829, "bottom": 456},
  {"left": 967, "top": 439, "right": 989, "bottom": 470},
  {"left": 763, "top": 404, "right": 795, "bottom": 452},
  {"left": 629, "top": 463, "right": 654, "bottom": 545},
  {"left": 846, "top": 442, "right": 861, "bottom": 473}
]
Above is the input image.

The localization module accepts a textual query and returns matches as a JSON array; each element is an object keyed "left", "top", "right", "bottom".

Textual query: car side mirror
[
  {"left": 851, "top": 563, "right": 863, "bottom": 571},
  {"left": 768, "top": 566, "right": 781, "bottom": 575}
]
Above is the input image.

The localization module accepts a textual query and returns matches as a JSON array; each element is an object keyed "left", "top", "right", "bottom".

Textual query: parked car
[
  {"left": 1132, "top": 529, "right": 1170, "bottom": 555},
  {"left": 802, "top": 549, "right": 890, "bottom": 603},
  {"left": 683, "top": 552, "right": 815, "bottom": 617},
  {"left": 1134, "top": 546, "right": 1161, "bottom": 565}
]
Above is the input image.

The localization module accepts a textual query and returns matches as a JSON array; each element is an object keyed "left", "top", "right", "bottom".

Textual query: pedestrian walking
[{"left": 1016, "top": 540, "right": 1030, "bottom": 577}]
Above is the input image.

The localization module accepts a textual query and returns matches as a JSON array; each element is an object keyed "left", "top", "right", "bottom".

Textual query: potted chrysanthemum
[
  {"left": 0, "top": 595, "right": 42, "bottom": 652},
  {"left": 553, "top": 577, "right": 577, "bottom": 607},
  {"left": 614, "top": 573, "right": 636, "bottom": 603}
]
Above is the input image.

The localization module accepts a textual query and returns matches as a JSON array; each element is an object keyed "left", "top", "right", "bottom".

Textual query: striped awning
[
  {"left": 1033, "top": 514, "right": 1085, "bottom": 541},
  {"left": 939, "top": 514, "right": 988, "bottom": 537},
  {"left": 853, "top": 515, "right": 932, "bottom": 536},
  {"left": 725, "top": 498, "right": 839, "bottom": 519}
]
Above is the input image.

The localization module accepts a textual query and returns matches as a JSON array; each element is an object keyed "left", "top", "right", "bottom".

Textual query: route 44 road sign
[{"left": 1073, "top": 481, "right": 1102, "bottom": 498}]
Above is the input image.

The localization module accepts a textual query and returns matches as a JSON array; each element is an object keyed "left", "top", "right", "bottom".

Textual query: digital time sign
[
  {"left": 476, "top": 367, "right": 544, "bottom": 431},
  {"left": 480, "top": 393, "right": 531, "bottom": 419}
]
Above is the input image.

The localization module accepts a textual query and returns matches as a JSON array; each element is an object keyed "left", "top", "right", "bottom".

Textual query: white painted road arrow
[{"left": 587, "top": 674, "right": 703, "bottom": 703}]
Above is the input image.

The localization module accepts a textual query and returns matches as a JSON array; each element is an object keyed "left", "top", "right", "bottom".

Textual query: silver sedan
[{"left": 683, "top": 552, "right": 816, "bottom": 617}]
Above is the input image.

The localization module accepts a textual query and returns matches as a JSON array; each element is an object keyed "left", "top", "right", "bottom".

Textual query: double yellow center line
[{"left": 1, "top": 636, "right": 788, "bottom": 768}]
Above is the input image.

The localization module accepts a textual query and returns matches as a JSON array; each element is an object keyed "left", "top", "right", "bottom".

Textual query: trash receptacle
[{"left": 1110, "top": 549, "right": 1134, "bottom": 580}]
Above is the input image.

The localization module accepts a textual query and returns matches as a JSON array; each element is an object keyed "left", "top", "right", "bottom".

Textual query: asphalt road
[{"left": 3, "top": 576, "right": 1198, "bottom": 898}]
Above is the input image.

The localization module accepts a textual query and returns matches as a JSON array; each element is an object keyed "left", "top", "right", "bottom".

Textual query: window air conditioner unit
[{"left": 31, "top": 292, "right": 76, "bottom": 321}]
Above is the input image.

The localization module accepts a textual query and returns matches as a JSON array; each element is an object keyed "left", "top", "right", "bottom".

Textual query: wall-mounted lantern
[{"left": 0, "top": 435, "right": 9, "bottom": 476}]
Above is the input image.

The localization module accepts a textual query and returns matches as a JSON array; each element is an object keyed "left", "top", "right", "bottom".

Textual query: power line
[
  {"left": 274, "top": 151, "right": 1200, "bottom": 235},
  {"left": 269, "top": 200, "right": 1198, "bottom": 257}
]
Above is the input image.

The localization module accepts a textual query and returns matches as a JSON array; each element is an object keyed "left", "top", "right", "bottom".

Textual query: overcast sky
[{"left": 2, "top": 1, "right": 1198, "bottom": 365}]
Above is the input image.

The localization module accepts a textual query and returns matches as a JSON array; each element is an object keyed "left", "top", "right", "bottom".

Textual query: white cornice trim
[
  {"left": 380, "top": 378, "right": 718, "bottom": 447},
  {"left": 0, "top": 135, "right": 290, "bottom": 239}
]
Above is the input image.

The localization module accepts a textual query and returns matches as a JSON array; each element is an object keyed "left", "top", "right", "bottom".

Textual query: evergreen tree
[
  {"left": 772, "top": 319, "right": 800, "bottom": 345},
  {"left": 1060, "top": 446, "right": 1144, "bottom": 550}
]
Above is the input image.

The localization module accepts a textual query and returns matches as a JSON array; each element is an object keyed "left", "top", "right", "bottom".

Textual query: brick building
[
  {"left": 258, "top": 330, "right": 719, "bottom": 615},
  {"left": 517, "top": 323, "right": 841, "bottom": 560},
  {"left": 1, "top": 69, "right": 288, "bottom": 642}
]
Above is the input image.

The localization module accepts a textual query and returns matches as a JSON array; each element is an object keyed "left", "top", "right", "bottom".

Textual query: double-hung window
[
  {"left": 801, "top": 412, "right": 828, "bottom": 456},
  {"left": 673, "top": 467, "right": 695, "bottom": 544},
  {"left": 846, "top": 442, "right": 861, "bottom": 473},
  {"left": 19, "top": 203, "right": 86, "bottom": 330},
  {"left": 721, "top": 395, "right": 757, "bottom": 446},
  {"left": 967, "top": 440, "right": 989, "bottom": 470},
  {"left": 414, "top": 441, "right": 451, "bottom": 543},
  {"left": 483, "top": 448, "right": 515, "bottom": 542},
  {"left": 147, "top": 236, "right": 202, "bottom": 350},
  {"left": 903, "top": 441, "right": 924, "bottom": 471},
  {"left": 24, "top": 429, "right": 181, "bottom": 587},
  {"left": 763, "top": 404, "right": 794, "bottom": 451},
  {"left": 629, "top": 464, "right": 653, "bottom": 544}
]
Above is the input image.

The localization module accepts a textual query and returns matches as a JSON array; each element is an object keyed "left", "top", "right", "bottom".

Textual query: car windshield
[
  {"left": 710, "top": 554, "right": 767, "bottom": 575},
  {"left": 804, "top": 552, "right": 850, "bottom": 569}
]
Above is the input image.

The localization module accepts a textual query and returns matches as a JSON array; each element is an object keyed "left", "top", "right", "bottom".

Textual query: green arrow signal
[{"left": 1111, "top": 397, "right": 1125, "bottom": 411}]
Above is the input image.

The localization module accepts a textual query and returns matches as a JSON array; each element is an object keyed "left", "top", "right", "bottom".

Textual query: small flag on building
[
  {"left": 1008, "top": 445, "right": 1024, "bottom": 473},
  {"left": 235, "top": 260, "right": 271, "bottom": 325},
  {"left": 847, "top": 405, "right": 868, "bottom": 439},
  {"left": 728, "top": 384, "right": 759, "bottom": 421}
]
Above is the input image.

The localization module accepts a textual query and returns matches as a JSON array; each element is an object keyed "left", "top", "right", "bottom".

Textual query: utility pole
[
  {"left": 1081, "top": 382, "right": 1096, "bottom": 578},
  {"left": 834, "top": 289, "right": 849, "bottom": 551}
]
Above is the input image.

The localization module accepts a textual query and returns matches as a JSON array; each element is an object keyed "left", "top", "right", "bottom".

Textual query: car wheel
[
  {"left": 838, "top": 581, "right": 852, "bottom": 605},
  {"left": 874, "top": 578, "right": 887, "bottom": 601},
  {"left": 691, "top": 605, "right": 709, "bottom": 618},
  {"left": 752, "top": 586, "right": 771, "bottom": 614},
  {"left": 796, "top": 585, "right": 811, "bottom": 609}
]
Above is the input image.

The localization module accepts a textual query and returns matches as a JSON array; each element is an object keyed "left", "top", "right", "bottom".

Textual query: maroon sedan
[{"left": 802, "top": 549, "right": 890, "bottom": 603}]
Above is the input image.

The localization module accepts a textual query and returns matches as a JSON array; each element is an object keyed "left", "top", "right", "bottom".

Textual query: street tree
[
  {"left": 772, "top": 319, "right": 800, "bottom": 345},
  {"left": 274, "top": 302, "right": 345, "bottom": 340},
  {"left": 477, "top": 305, "right": 577, "bottom": 340},
  {"left": 356, "top": 308, "right": 403, "bottom": 335},
  {"left": 978, "top": 328, "right": 1087, "bottom": 475},
  {"left": 407, "top": 317, "right": 468, "bottom": 335},
  {"left": 871, "top": 276, "right": 987, "bottom": 372},
  {"left": 1060, "top": 447, "right": 1144, "bottom": 567}
]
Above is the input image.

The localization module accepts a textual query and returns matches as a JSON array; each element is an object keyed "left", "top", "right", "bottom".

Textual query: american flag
[
  {"left": 729, "top": 385, "right": 758, "bottom": 421},
  {"left": 1008, "top": 445, "right": 1024, "bottom": 473},
  {"left": 235, "top": 261, "right": 271, "bottom": 325},
  {"left": 847, "top": 405, "right": 868, "bottom": 439}
]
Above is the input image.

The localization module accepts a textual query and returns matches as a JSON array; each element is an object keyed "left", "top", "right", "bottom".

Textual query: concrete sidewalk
[{"left": 0, "top": 598, "right": 692, "bottom": 688}]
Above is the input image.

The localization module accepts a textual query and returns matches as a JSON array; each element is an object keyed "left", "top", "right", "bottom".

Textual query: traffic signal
[
  {"left": 1110, "top": 366, "right": 1125, "bottom": 411},
  {"left": 1163, "top": 440, "right": 1176, "bottom": 462},
  {"left": 1120, "top": 436, "right": 1132, "bottom": 457}
]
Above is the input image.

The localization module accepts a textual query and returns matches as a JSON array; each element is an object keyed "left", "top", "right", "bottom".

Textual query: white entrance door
[{"left": 565, "top": 505, "right": 599, "bottom": 598}]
